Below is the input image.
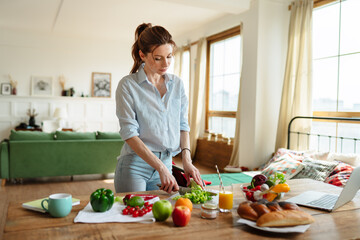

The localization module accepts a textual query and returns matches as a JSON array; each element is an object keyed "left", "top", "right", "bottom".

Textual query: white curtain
[
  {"left": 174, "top": 47, "right": 183, "bottom": 77},
  {"left": 189, "top": 38, "right": 207, "bottom": 158},
  {"left": 228, "top": 24, "right": 244, "bottom": 167},
  {"left": 275, "top": 0, "right": 313, "bottom": 151}
]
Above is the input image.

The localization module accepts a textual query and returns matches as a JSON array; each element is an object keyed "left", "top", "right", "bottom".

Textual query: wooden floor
[
  {"left": 172, "top": 155, "right": 218, "bottom": 175},
  {"left": 0, "top": 158, "right": 217, "bottom": 239}
]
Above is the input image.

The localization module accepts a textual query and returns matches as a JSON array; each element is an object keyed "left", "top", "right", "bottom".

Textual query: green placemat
[{"left": 201, "top": 173, "right": 252, "bottom": 186}]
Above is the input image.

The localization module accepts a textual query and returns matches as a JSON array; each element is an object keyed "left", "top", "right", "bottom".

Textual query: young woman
[{"left": 114, "top": 23, "right": 203, "bottom": 193}]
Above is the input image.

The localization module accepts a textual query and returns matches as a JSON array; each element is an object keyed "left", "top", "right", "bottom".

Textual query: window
[
  {"left": 311, "top": 0, "right": 360, "bottom": 152},
  {"left": 206, "top": 26, "right": 241, "bottom": 138},
  {"left": 168, "top": 48, "right": 190, "bottom": 98}
]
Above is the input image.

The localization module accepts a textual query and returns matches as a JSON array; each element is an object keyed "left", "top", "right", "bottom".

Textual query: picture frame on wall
[
  {"left": 31, "top": 76, "right": 53, "bottom": 96},
  {"left": 1, "top": 83, "right": 12, "bottom": 95},
  {"left": 92, "top": 72, "right": 111, "bottom": 98}
]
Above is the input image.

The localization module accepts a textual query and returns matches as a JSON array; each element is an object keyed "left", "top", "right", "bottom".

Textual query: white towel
[{"left": 74, "top": 197, "right": 160, "bottom": 224}]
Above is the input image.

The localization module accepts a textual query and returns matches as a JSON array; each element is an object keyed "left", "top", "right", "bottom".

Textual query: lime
[{"left": 127, "top": 196, "right": 145, "bottom": 207}]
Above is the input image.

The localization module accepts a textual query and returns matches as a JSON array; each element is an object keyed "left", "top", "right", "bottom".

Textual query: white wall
[
  {"left": 0, "top": 95, "right": 119, "bottom": 140},
  {"left": 253, "top": 0, "right": 290, "bottom": 168},
  {"left": 0, "top": 28, "right": 133, "bottom": 97},
  {"left": 176, "top": 0, "right": 291, "bottom": 168},
  {"left": 0, "top": 28, "right": 134, "bottom": 140}
]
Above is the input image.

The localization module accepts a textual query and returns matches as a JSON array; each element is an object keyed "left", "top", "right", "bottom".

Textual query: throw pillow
[
  {"left": 327, "top": 153, "right": 360, "bottom": 167},
  {"left": 55, "top": 131, "right": 96, "bottom": 140},
  {"left": 262, "top": 152, "right": 305, "bottom": 170},
  {"left": 96, "top": 131, "right": 122, "bottom": 139},
  {"left": 329, "top": 161, "right": 354, "bottom": 176},
  {"left": 325, "top": 162, "right": 354, "bottom": 187},
  {"left": 10, "top": 130, "right": 54, "bottom": 141},
  {"left": 305, "top": 151, "right": 330, "bottom": 161},
  {"left": 261, "top": 154, "right": 305, "bottom": 180},
  {"left": 293, "top": 157, "right": 339, "bottom": 181}
]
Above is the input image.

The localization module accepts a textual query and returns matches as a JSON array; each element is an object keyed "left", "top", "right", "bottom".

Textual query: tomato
[
  {"left": 122, "top": 208, "right": 129, "bottom": 215},
  {"left": 129, "top": 207, "right": 135, "bottom": 214},
  {"left": 139, "top": 210, "right": 145, "bottom": 217},
  {"left": 132, "top": 210, "right": 139, "bottom": 217}
]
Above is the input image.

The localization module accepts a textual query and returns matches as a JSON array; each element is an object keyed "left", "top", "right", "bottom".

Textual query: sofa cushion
[
  {"left": 96, "top": 131, "right": 122, "bottom": 139},
  {"left": 55, "top": 131, "right": 96, "bottom": 140},
  {"left": 10, "top": 130, "right": 54, "bottom": 141}
]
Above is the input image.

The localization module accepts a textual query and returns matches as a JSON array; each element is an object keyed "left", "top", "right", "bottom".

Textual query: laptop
[{"left": 287, "top": 165, "right": 360, "bottom": 212}]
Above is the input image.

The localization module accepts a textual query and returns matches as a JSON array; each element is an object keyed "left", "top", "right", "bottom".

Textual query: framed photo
[
  {"left": 1, "top": 83, "right": 12, "bottom": 95},
  {"left": 31, "top": 76, "right": 53, "bottom": 96},
  {"left": 92, "top": 72, "right": 111, "bottom": 97}
]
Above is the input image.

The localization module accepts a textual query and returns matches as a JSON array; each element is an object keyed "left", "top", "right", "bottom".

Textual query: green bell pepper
[{"left": 90, "top": 188, "right": 114, "bottom": 212}]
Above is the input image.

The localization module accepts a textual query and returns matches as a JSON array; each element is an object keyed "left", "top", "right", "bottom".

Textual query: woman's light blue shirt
[{"left": 116, "top": 64, "right": 190, "bottom": 157}]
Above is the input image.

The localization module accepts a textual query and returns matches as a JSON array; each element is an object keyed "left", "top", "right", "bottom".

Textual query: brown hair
[{"left": 130, "top": 23, "right": 176, "bottom": 74}]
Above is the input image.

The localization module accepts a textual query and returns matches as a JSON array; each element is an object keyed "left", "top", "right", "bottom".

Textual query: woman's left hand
[{"left": 182, "top": 161, "right": 204, "bottom": 188}]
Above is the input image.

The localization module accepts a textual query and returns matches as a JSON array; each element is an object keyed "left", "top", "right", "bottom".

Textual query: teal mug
[{"left": 41, "top": 193, "right": 72, "bottom": 217}]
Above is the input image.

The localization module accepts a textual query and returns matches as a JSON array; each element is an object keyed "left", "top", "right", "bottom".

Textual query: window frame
[
  {"left": 205, "top": 26, "right": 241, "bottom": 131},
  {"left": 312, "top": 0, "right": 360, "bottom": 120}
]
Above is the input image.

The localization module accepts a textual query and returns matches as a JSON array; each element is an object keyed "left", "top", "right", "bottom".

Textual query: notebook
[
  {"left": 287, "top": 165, "right": 360, "bottom": 212},
  {"left": 22, "top": 197, "right": 80, "bottom": 213}
]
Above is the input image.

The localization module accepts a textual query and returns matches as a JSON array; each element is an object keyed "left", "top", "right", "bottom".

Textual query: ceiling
[{"left": 0, "top": 0, "right": 251, "bottom": 42}]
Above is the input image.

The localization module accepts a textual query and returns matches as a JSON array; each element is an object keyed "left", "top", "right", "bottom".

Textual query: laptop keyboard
[{"left": 307, "top": 194, "right": 338, "bottom": 209}]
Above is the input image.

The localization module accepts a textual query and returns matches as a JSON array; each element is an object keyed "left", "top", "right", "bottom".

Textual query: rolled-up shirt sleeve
[
  {"left": 116, "top": 78, "right": 139, "bottom": 140},
  {"left": 180, "top": 80, "right": 190, "bottom": 132}
]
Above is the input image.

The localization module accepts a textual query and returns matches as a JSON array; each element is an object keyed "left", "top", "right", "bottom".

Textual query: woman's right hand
[{"left": 158, "top": 166, "right": 179, "bottom": 194}]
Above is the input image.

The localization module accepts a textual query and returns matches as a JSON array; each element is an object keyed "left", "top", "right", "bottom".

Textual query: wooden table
[{"left": 3, "top": 179, "right": 360, "bottom": 239}]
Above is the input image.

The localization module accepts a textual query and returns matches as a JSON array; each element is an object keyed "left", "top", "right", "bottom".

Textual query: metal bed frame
[{"left": 287, "top": 116, "right": 360, "bottom": 153}]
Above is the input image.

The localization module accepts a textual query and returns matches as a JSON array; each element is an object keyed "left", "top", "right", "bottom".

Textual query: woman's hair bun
[{"left": 135, "top": 23, "right": 152, "bottom": 40}]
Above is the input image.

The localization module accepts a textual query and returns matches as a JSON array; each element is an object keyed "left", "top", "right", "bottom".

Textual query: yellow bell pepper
[{"left": 271, "top": 183, "right": 290, "bottom": 193}]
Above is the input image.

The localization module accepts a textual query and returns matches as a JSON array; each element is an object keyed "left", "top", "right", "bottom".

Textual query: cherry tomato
[
  {"left": 246, "top": 191, "right": 255, "bottom": 201},
  {"left": 132, "top": 210, "right": 139, "bottom": 217},
  {"left": 122, "top": 208, "right": 129, "bottom": 215},
  {"left": 129, "top": 207, "right": 135, "bottom": 214},
  {"left": 144, "top": 202, "right": 149, "bottom": 207}
]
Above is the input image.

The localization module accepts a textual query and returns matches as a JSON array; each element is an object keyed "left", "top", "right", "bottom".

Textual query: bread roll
[
  {"left": 237, "top": 201, "right": 258, "bottom": 221},
  {"left": 250, "top": 202, "right": 271, "bottom": 217},
  {"left": 266, "top": 202, "right": 282, "bottom": 211},
  {"left": 278, "top": 201, "right": 300, "bottom": 211},
  {"left": 256, "top": 210, "right": 315, "bottom": 227}
]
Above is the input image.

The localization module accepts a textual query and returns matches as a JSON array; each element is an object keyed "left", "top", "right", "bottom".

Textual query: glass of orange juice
[{"left": 218, "top": 184, "right": 233, "bottom": 213}]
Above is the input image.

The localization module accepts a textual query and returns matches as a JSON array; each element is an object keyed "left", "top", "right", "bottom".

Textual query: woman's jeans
[{"left": 114, "top": 150, "right": 172, "bottom": 193}]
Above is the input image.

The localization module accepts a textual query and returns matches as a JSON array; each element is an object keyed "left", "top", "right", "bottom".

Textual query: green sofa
[{"left": 0, "top": 130, "right": 124, "bottom": 182}]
